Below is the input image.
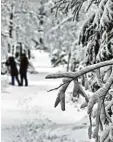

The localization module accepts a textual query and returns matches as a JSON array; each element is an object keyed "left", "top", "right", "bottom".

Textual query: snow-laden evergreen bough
[
  {"left": 46, "top": 62, "right": 113, "bottom": 142},
  {"left": 46, "top": 0, "right": 113, "bottom": 141}
]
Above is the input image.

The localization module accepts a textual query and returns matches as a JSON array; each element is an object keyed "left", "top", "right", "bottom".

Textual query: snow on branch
[
  {"left": 45, "top": 59, "right": 113, "bottom": 79},
  {"left": 87, "top": 70, "right": 113, "bottom": 140},
  {"left": 106, "top": 99, "right": 113, "bottom": 110},
  {"left": 54, "top": 78, "right": 71, "bottom": 111},
  {"left": 88, "top": 70, "right": 113, "bottom": 115},
  {"left": 53, "top": 0, "right": 97, "bottom": 20},
  {"left": 46, "top": 15, "right": 73, "bottom": 34},
  {"left": 53, "top": 78, "right": 89, "bottom": 111}
]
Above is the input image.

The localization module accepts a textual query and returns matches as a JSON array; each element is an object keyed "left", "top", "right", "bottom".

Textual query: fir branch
[{"left": 45, "top": 59, "right": 113, "bottom": 79}]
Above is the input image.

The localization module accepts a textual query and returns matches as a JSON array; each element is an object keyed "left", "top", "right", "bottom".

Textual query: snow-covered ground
[
  {"left": 1, "top": 50, "right": 92, "bottom": 142},
  {"left": 30, "top": 50, "right": 66, "bottom": 73}
]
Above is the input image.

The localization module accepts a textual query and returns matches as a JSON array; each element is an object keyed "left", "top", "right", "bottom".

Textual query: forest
[{"left": 1, "top": 0, "right": 113, "bottom": 142}]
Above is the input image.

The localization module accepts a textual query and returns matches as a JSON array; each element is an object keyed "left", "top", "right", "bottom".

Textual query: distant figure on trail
[
  {"left": 19, "top": 53, "right": 29, "bottom": 86},
  {"left": 5, "top": 56, "right": 20, "bottom": 86}
]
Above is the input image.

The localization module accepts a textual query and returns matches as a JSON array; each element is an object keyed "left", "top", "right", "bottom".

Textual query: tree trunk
[
  {"left": 66, "top": 51, "right": 71, "bottom": 72},
  {"left": 9, "top": 4, "right": 14, "bottom": 38},
  {"left": 8, "top": 4, "right": 14, "bottom": 54}
]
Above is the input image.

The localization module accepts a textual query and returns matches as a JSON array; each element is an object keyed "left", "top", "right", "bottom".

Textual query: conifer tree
[{"left": 46, "top": 0, "right": 113, "bottom": 141}]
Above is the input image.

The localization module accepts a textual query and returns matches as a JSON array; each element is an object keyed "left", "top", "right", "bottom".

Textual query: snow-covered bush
[{"left": 50, "top": 49, "right": 67, "bottom": 67}]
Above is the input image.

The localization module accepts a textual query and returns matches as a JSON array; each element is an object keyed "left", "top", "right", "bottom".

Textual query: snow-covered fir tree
[{"left": 46, "top": 0, "right": 113, "bottom": 141}]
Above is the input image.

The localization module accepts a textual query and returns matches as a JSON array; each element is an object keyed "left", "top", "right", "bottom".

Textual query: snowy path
[{"left": 1, "top": 51, "right": 91, "bottom": 142}]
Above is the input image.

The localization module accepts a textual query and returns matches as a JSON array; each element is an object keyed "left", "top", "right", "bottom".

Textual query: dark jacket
[
  {"left": 20, "top": 55, "right": 29, "bottom": 74},
  {"left": 6, "top": 57, "right": 18, "bottom": 76}
]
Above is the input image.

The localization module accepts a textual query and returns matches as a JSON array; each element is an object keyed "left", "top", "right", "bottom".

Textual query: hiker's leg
[
  {"left": 15, "top": 76, "right": 21, "bottom": 86},
  {"left": 11, "top": 76, "right": 15, "bottom": 85},
  {"left": 24, "top": 73, "right": 28, "bottom": 86},
  {"left": 20, "top": 74, "right": 24, "bottom": 86}
]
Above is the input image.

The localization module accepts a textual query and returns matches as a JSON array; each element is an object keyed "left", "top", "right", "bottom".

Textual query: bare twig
[
  {"left": 47, "top": 78, "right": 74, "bottom": 92},
  {"left": 47, "top": 83, "right": 67, "bottom": 92},
  {"left": 85, "top": 0, "right": 94, "bottom": 12}
]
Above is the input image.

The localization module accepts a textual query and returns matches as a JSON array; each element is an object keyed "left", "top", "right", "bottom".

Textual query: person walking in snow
[
  {"left": 19, "top": 53, "right": 29, "bottom": 86},
  {"left": 5, "top": 56, "right": 21, "bottom": 86}
]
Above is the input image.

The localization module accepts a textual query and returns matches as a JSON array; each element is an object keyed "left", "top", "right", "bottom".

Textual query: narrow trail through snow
[{"left": 1, "top": 51, "right": 90, "bottom": 142}]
